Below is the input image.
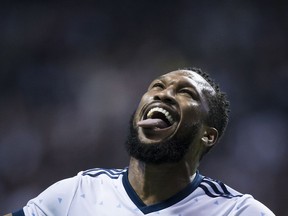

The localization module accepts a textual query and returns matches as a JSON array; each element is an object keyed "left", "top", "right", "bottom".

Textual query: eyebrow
[
  {"left": 158, "top": 74, "right": 197, "bottom": 87},
  {"left": 157, "top": 76, "right": 200, "bottom": 95}
]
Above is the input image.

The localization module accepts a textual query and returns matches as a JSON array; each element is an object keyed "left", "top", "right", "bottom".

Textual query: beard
[{"left": 125, "top": 113, "right": 201, "bottom": 165}]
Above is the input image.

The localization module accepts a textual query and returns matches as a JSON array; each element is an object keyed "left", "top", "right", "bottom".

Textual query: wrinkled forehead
[{"left": 161, "top": 70, "right": 216, "bottom": 94}]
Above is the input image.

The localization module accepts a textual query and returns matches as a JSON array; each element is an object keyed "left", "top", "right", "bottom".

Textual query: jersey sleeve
[
  {"left": 21, "top": 172, "right": 82, "bottom": 216},
  {"left": 233, "top": 194, "right": 275, "bottom": 216}
]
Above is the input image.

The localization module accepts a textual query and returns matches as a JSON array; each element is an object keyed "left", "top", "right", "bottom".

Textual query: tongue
[{"left": 137, "top": 118, "right": 168, "bottom": 129}]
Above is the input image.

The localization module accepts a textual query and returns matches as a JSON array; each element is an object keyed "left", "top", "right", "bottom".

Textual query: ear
[{"left": 201, "top": 127, "right": 218, "bottom": 147}]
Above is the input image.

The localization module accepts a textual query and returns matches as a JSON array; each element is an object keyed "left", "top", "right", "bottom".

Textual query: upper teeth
[{"left": 147, "top": 107, "right": 174, "bottom": 124}]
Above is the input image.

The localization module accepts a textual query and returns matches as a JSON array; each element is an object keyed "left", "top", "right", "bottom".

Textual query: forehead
[{"left": 158, "top": 70, "right": 215, "bottom": 93}]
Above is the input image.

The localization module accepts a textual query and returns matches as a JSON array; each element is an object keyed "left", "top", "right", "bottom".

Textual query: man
[{"left": 5, "top": 68, "right": 275, "bottom": 215}]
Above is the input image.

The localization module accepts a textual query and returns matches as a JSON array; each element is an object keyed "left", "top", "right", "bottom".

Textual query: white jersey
[{"left": 15, "top": 168, "right": 274, "bottom": 216}]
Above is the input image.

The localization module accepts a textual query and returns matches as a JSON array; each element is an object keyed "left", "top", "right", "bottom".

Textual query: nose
[{"left": 153, "top": 87, "right": 176, "bottom": 104}]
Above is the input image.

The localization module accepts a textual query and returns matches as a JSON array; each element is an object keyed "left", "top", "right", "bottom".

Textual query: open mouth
[{"left": 138, "top": 106, "right": 176, "bottom": 129}]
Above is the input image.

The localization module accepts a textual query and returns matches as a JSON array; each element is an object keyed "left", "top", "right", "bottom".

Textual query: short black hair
[{"left": 182, "top": 67, "right": 230, "bottom": 141}]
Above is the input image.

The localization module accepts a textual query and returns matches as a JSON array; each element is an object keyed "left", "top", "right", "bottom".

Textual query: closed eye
[
  {"left": 179, "top": 88, "right": 199, "bottom": 100},
  {"left": 151, "top": 82, "right": 165, "bottom": 90}
]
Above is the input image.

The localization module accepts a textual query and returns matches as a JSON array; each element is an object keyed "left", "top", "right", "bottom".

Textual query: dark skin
[
  {"left": 4, "top": 70, "right": 218, "bottom": 215},
  {"left": 128, "top": 70, "right": 218, "bottom": 205}
]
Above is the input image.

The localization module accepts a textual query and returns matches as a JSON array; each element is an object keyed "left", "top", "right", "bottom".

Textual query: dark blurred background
[{"left": 0, "top": 1, "right": 287, "bottom": 215}]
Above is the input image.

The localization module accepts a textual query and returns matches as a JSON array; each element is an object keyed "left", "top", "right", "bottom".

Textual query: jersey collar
[{"left": 122, "top": 169, "right": 204, "bottom": 214}]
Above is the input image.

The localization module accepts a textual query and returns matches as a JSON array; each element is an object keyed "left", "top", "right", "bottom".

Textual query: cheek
[
  {"left": 181, "top": 103, "right": 203, "bottom": 124},
  {"left": 182, "top": 101, "right": 200, "bottom": 114}
]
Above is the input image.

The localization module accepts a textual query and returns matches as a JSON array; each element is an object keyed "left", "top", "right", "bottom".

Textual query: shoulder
[
  {"left": 45, "top": 167, "right": 127, "bottom": 191},
  {"left": 197, "top": 175, "right": 275, "bottom": 215},
  {"left": 233, "top": 194, "right": 275, "bottom": 215},
  {"left": 20, "top": 168, "right": 127, "bottom": 215}
]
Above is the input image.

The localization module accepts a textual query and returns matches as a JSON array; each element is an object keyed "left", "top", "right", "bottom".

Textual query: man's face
[{"left": 126, "top": 70, "right": 215, "bottom": 164}]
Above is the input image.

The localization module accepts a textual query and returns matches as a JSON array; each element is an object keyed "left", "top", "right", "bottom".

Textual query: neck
[{"left": 128, "top": 157, "right": 198, "bottom": 205}]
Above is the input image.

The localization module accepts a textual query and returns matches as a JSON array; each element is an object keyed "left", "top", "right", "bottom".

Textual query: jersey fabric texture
[{"left": 14, "top": 168, "right": 274, "bottom": 216}]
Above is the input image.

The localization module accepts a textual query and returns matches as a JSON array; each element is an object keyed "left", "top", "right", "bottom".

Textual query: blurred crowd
[{"left": 0, "top": 1, "right": 287, "bottom": 215}]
